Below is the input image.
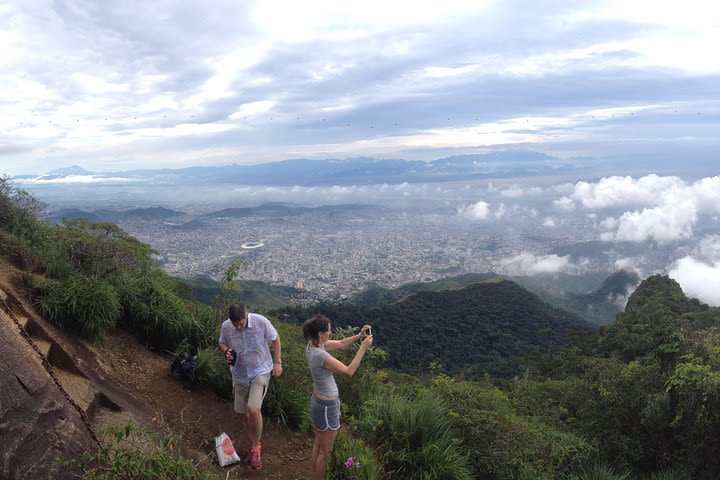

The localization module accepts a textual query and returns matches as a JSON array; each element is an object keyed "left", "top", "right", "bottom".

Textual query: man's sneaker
[{"left": 250, "top": 446, "right": 262, "bottom": 469}]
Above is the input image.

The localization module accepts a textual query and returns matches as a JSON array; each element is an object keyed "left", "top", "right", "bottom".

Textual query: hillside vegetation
[
  {"left": 276, "top": 280, "right": 593, "bottom": 378},
  {"left": 4, "top": 176, "right": 720, "bottom": 479}
]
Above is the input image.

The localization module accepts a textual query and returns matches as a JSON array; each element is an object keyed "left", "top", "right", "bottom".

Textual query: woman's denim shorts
[{"left": 310, "top": 393, "right": 341, "bottom": 431}]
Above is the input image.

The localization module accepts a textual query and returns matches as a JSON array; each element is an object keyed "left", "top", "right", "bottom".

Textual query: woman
[{"left": 302, "top": 314, "right": 373, "bottom": 480}]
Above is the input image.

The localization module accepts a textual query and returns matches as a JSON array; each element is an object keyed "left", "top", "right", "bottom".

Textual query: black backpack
[{"left": 170, "top": 351, "right": 196, "bottom": 381}]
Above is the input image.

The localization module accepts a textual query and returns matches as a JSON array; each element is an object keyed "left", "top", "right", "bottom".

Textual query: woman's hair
[{"left": 302, "top": 314, "right": 330, "bottom": 346}]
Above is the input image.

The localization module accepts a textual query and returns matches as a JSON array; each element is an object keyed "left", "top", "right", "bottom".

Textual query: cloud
[
  {"left": 18, "top": 174, "right": 132, "bottom": 185},
  {"left": 457, "top": 200, "right": 491, "bottom": 220},
  {"left": 563, "top": 174, "right": 684, "bottom": 209},
  {"left": 543, "top": 217, "right": 557, "bottom": 227},
  {"left": 669, "top": 256, "right": 720, "bottom": 307},
  {"left": 499, "top": 252, "right": 574, "bottom": 275},
  {"left": 557, "top": 175, "right": 720, "bottom": 244},
  {"left": 2, "top": 1, "right": 720, "bottom": 176},
  {"left": 600, "top": 200, "right": 697, "bottom": 244}
]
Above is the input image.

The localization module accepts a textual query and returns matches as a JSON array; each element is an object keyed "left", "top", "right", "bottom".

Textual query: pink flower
[{"left": 344, "top": 456, "right": 355, "bottom": 468}]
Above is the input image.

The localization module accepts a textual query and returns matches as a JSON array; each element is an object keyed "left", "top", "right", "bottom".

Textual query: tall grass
[
  {"left": 567, "top": 464, "right": 630, "bottom": 480},
  {"left": 369, "top": 393, "right": 473, "bottom": 480},
  {"left": 31, "top": 275, "right": 121, "bottom": 340},
  {"left": 263, "top": 376, "right": 312, "bottom": 432},
  {"left": 119, "top": 275, "right": 195, "bottom": 352}
]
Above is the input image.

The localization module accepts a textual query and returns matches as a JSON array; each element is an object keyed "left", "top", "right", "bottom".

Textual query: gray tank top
[{"left": 306, "top": 344, "right": 339, "bottom": 398}]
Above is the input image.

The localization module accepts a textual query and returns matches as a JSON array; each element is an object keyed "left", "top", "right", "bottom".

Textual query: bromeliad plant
[{"left": 327, "top": 432, "right": 379, "bottom": 480}]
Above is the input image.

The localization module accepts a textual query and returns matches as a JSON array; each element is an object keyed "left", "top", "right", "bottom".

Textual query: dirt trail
[
  {"left": 90, "top": 330, "right": 313, "bottom": 479},
  {"left": 0, "top": 262, "right": 312, "bottom": 479}
]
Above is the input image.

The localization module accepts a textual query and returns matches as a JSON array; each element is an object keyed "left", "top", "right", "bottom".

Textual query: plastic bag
[{"left": 215, "top": 432, "right": 241, "bottom": 467}]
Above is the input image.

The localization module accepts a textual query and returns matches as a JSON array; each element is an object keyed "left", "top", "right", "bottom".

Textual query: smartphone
[{"left": 366, "top": 327, "right": 372, "bottom": 336}]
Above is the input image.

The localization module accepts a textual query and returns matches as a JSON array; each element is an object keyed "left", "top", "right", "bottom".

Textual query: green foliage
[
  {"left": 0, "top": 176, "right": 46, "bottom": 241},
  {"left": 647, "top": 468, "right": 692, "bottom": 480},
  {"left": 193, "top": 345, "right": 233, "bottom": 398},
  {"left": 50, "top": 218, "right": 154, "bottom": 278},
  {"left": 119, "top": 275, "right": 195, "bottom": 352},
  {"left": 72, "top": 422, "right": 213, "bottom": 480},
  {"left": 275, "top": 280, "right": 593, "bottom": 379},
  {"left": 566, "top": 463, "right": 630, "bottom": 480},
  {"left": 327, "top": 432, "right": 380, "bottom": 480},
  {"left": 365, "top": 392, "right": 473, "bottom": 480},
  {"left": 264, "top": 376, "right": 312, "bottom": 432},
  {"left": 31, "top": 275, "right": 121, "bottom": 340},
  {"left": 262, "top": 322, "right": 313, "bottom": 431},
  {"left": 433, "top": 374, "right": 593, "bottom": 479}
]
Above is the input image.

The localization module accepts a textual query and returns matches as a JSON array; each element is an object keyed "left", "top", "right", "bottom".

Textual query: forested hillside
[{"left": 277, "top": 279, "right": 593, "bottom": 378}]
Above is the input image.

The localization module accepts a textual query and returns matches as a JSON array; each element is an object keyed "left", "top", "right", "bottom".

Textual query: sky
[{"left": 2, "top": 0, "right": 720, "bottom": 176}]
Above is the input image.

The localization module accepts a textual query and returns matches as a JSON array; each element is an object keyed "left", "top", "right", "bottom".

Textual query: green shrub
[
  {"left": 433, "top": 374, "right": 593, "bottom": 480},
  {"left": 32, "top": 275, "right": 121, "bottom": 340},
  {"left": 566, "top": 463, "right": 630, "bottom": 480},
  {"left": 368, "top": 392, "right": 473, "bottom": 480},
  {"left": 263, "top": 375, "right": 312, "bottom": 432},
  {"left": 72, "top": 422, "right": 214, "bottom": 480},
  {"left": 261, "top": 321, "right": 313, "bottom": 431},
  {"left": 0, "top": 230, "right": 41, "bottom": 271},
  {"left": 194, "top": 345, "right": 233, "bottom": 398},
  {"left": 327, "top": 431, "right": 380, "bottom": 480},
  {"left": 120, "top": 275, "right": 195, "bottom": 352},
  {"left": 648, "top": 468, "right": 692, "bottom": 480}
]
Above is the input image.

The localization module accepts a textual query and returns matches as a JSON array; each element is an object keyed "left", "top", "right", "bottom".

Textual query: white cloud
[
  {"left": 669, "top": 256, "right": 720, "bottom": 307},
  {"left": 560, "top": 175, "right": 720, "bottom": 245},
  {"left": 457, "top": 200, "right": 491, "bottom": 220},
  {"left": 499, "top": 252, "right": 573, "bottom": 275},
  {"left": 554, "top": 196, "right": 575, "bottom": 211},
  {"left": 600, "top": 199, "right": 697, "bottom": 244},
  {"left": 543, "top": 217, "right": 557, "bottom": 227},
  {"left": 19, "top": 175, "right": 132, "bottom": 185},
  {"left": 569, "top": 174, "right": 684, "bottom": 209}
]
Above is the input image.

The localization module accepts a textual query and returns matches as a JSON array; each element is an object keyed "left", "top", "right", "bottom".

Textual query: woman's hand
[
  {"left": 360, "top": 334, "right": 373, "bottom": 351},
  {"left": 360, "top": 325, "right": 372, "bottom": 338}
]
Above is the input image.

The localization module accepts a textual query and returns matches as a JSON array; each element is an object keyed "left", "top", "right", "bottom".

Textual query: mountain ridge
[{"left": 16, "top": 151, "right": 587, "bottom": 187}]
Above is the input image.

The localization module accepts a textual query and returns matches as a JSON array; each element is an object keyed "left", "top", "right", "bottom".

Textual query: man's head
[{"left": 229, "top": 302, "right": 248, "bottom": 328}]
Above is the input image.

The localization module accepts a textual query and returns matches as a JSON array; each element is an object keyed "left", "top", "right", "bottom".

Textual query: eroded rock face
[{"left": 0, "top": 287, "right": 97, "bottom": 480}]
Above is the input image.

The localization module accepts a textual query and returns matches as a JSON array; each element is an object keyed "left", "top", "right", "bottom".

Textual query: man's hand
[{"left": 272, "top": 363, "right": 283, "bottom": 378}]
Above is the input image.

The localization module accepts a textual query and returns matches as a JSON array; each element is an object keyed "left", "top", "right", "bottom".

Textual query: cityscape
[{"left": 111, "top": 204, "right": 647, "bottom": 302}]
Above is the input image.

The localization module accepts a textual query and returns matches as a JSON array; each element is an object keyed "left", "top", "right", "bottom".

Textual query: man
[{"left": 218, "top": 302, "right": 283, "bottom": 470}]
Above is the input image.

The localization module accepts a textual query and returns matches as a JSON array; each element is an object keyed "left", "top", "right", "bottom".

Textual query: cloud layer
[{"left": 2, "top": 1, "right": 720, "bottom": 176}]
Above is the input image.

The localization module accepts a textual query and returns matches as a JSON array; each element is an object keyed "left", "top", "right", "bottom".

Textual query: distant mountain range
[
  {"left": 17, "top": 151, "right": 588, "bottom": 187},
  {"left": 44, "top": 202, "right": 385, "bottom": 225}
]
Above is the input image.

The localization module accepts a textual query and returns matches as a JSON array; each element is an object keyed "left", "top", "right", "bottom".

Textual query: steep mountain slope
[{"left": 0, "top": 261, "right": 311, "bottom": 479}]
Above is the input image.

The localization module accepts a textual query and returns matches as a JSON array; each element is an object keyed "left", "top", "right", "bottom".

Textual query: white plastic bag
[{"left": 215, "top": 432, "right": 241, "bottom": 467}]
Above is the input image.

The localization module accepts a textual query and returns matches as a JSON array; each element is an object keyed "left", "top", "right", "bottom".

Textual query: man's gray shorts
[
  {"left": 233, "top": 373, "right": 270, "bottom": 414},
  {"left": 310, "top": 393, "right": 340, "bottom": 431}
]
